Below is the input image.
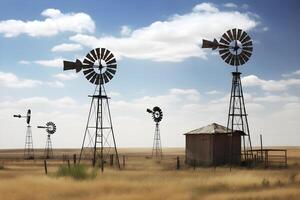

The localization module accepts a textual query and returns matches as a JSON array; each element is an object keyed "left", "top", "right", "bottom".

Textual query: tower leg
[
  {"left": 152, "top": 123, "right": 162, "bottom": 160},
  {"left": 44, "top": 135, "right": 53, "bottom": 159},
  {"left": 24, "top": 125, "right": 34, "bottom": 159},
  {"left": 227, "top": 71, "right": 253, "bottom": 166}
]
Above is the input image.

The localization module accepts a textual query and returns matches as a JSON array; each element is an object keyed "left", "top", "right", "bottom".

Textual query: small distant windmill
[
  {"left": 13, "top": 109, "right": 34, "bottom": 159},
  {"left": 202, "top": 28, "right": 253, "bottom": 163},
  {"left": 147, "top": 106, "right": 163, "bottom": 159},
  {"left": 37, "top": 122, "right": 56, "bottom": 159}
]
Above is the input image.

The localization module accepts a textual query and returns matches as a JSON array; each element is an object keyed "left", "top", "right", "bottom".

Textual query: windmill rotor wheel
[
  {"left": 152, "top": 106, "right": 163, "bottom": 123},
  {"left": 219, "top": 28, "right": 253, "bottom": 66},
  {"left": 82, "top": 48, "right": 117, "bottom": 85},
  {"left": 46, "top": 121, "right": 56, "bottom": 134}
]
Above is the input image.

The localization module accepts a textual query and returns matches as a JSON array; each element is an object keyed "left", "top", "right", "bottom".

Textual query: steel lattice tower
[
  {"left": 79, "top": 84, "right": 120, "bottom": 171},
  {"left": 44, "top": 134, "right": 53, "bottom": 159},
  {"left": 152, "top": 122, "right": 162, "bottom": 159},
  {"left": 227, "top": 70, "right": 253, "bottom": 162},
  {"left": 24, "top": 125, "right": 34, "bottom": 159}
]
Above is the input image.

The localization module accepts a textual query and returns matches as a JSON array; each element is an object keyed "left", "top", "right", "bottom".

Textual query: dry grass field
[{"left": 0, "top": 148, "right": 300, "bottom": 200}]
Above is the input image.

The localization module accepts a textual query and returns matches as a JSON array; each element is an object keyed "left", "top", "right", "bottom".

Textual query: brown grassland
[{"left": 0, "top": 147, "right": 300, "bottom": 200}]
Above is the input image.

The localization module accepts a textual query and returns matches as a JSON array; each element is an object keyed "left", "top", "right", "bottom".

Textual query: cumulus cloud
[
  {"left": 120, "top": 25, "right": 132, "bottom": 36},
  {"left": 223, "top": 3, "right": 238, "bottom": 8},
  {"left": 18, "top": 60, "right": 30, "bottom": 65},
  {"left": 51, "top": 43, "right": 83, "bottom": 52},
  {"left": 0, "top": 8, "right": 95, "bottom": 37},
  {"left": 242, "top": 75, "right": 300, "bottom": 91},
  {"left": 53, "top": 73, "right": 78, "bottom": 81},
  {"left": 282, "top": 69, "right": 300, "bottom": 77},
  {"left": 35, "top": 58, "right": 64, "bottom": 67},
  {"left": 70, "top": 3, "right": 259, "bottom": 62},
  {"left": 206, "top": 90, "right": 223, "bottom": 95},
  {"left": 0, "top": 71, "right": 42, "bottom": 88}
]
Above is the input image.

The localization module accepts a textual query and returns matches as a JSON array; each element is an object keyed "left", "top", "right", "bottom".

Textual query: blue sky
[{"left": 0, "top": 0, "right": 299, "bottom": 148}]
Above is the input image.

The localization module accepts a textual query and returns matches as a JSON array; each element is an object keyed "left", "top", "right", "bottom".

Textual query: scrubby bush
[
  {"left": 56, "top": 164, "right": 97, "bottom": 180},
  {"left": 0, "top": 164, "right": 4, "bottom": 170}
]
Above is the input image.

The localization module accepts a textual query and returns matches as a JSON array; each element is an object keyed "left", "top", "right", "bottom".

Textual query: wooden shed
[{"left": 184, "top": 123, "right": 244, "bottom": 166}]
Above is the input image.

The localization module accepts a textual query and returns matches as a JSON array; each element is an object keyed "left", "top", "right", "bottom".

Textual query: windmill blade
[
  {"left": 220, "top": 51, "right": 231, "bottom": 60},
  {"left": 243, "top": 47, "right": 253, "bottom": 52},
  {"left": 239, "top": 51, "right": 250, "bottom": 62},
  {"left": 243, "top": 41, "right": 252, "bottom": 47},
  {"left": 89, "top": 73, "right": 98, "bottom": 84},
  {"left": 100, "top": 48, "right": 106, "bottom": 59},
  {"left": 227, "top": 29, "right": 234, "bottom": 40},
  {"left": 224, "top": 53, "right": 233, "bottom": 65},
  {"left": 105, "top": 52, "right": 115, "bottom": 62},
  {"left": 241, "top": 35, "right": 251, "bottom": 44},
  {"left": 86, "top": 52, "right": 96, "bottom": 62},
  {"left": 85, "top": 71, "right": 96, "bottom": 81},
  {"left": 218, "top": 44, "right": 229, "bottom": 49},
  {"left": 83, "top": 68, "right": 94, "bottom": 76},
  {"left": 83, "top": 58, "right": 94, "bottom": 66},
  {"left": 105, "top": 71, "right": 114, "bottom": 80},
  {"left": 221, "top": 32, "right": 231, "bottom": 43},
  {"left": 235, "top": 55, "right": 241, "bottom": 66},
  {"left": 239, "top": 31, "right": 247, "bottom": 42},
  {"left": 232, "top": 28, "right": 237, "bottom": 40},
  {"left": 90, "top": 49, "right": 98, "bottom": 61},
  {"left": 237, "top": 29, "right": 242, "bottom": 40},
  {"left": 106, "top": 58, "right": 116, "bottom": 65},
  {"left": 106, "top": 68, "right": 116, "bottom": 75},
  {"left": 237, "top": 54, "right": 246, "bottom": 65},
  {"left": 95, "top": 48, "right": 101, "bottom": 60},
  {"left": 219, "top": 49, "right": 230, "bottom": 55},
  {"left": 107, "top": 64, "right": 117, "bottom": 69},
  {"left": 219, "top": 38, "right": 230, "bottom": 45},
  {"left": 102, "top": 73, "right": 110, "bottom": 83},
  {"left": 242, "top": 50, "right": 252, "bottom": 58},
  {"left": 102, "top": 50, "right": 111, "bottom": 61}
]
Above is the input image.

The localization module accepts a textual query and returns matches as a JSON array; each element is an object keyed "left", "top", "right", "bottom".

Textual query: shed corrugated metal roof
[{"left": 184, "top": 123, "right": 245, "bottom": 135}]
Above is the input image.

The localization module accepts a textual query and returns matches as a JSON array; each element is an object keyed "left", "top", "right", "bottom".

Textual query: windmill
[
  {"left": 13, "top": 109, "right": 34, "bottom": 159},
  {"left": 63, "top": 48, "right": 120, "bottom": 171},
  {"left": 147, "top": 106, "right": 163, "bottom": 159},
  {"left": 202, "top": 28, "right": 253, "bottom": 163},
  {"left": 37, "top": 122, "right": 56, "bottom": 159}
]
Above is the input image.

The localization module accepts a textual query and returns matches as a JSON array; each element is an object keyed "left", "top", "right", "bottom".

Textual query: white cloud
[
  {"left": 53, "top": 73, "right": 78, "bottom": 81},
  {"left": 51, "top": 43, "right": 82, "bottom": 52},
  {"left": 254, "top": 94, "right": 299, "bottom": 103},
  {"left": 0, "top": 71, "right": 42, "bottom": 88},
  {"left": 242, "top": 75, "right": 300, "bottom": 91},
  {"left": 0, "top": 8, "right": 95, "bottom": 37},
  {"left": 120, "top": 25, "right": 132, "bottom": 36},
  {"left": 223, "top": 3, "right": 238, "bottom": 8},
  {"left": 193, "top": 3, "right": 219, "bottom": 13},
  {"left": 70, "top": 3, "right": 259, "bottom": 62},
  {"left": 282, "top": 69, "right": 300, "bottom": 77},
  {"left": 262, "top": 26, "right": 269, "bottom": 31},
  {"left": 206, "top": 90, "right": 223, "bottom": 95},
  {"left": 47, "top": 80, "right": 65, "bottom": 88},
  {"left": 35, "top": 58, "right": 64, "bottom": 67},
  {"left": 18, "top": 60, "right": 30, "bottom": 65}
]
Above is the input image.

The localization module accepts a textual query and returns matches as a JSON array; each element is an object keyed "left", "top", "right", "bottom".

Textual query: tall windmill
[
  {"left": 13, "top": 109, "right": 34, "bottom": 159},
  {"left": 38, "top": 122, "right": 56, "bottom": 159},
  {"left": 63, "top": 48, "right": 120, "bottom": 171},
  {"left": 202, "top": 28, "right": 253, "bottom": 163},
  {"left": 147, "top": 106, "right": 163, "bottom": 159}
]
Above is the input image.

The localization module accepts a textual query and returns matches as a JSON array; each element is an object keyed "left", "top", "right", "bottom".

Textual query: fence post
[
  {"left": 73, "top": 154, "right": 76, "bottom": 164},
  {"left": 110, "top": 154, "right": 114, "bottom": 166},
  {"left": 285, "top": 150, "right": 288, "bottom": 168},
  {"left": 123, "top": 155, "right": 126, "bottom": 168},
  {"left": 176, "top": 156, "right": 180, "bottom": 170},
  {"left": 67, "top": 159, "right": 70, "bottom": 169},
  {"left": 44, "top": 160, "right": 48, "bottom": 174},
  {"left": 193, "top": 159, "right": 196, "bottom": 170}
]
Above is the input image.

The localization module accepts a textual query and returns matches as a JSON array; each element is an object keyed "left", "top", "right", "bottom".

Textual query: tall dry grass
[{"left": 0, "top": 148, "right": 299, "bottom": 200}]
